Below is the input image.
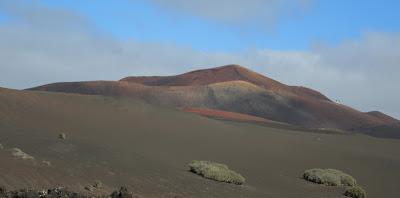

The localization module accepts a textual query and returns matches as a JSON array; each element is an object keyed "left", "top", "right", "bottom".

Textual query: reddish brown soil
[
  {"left": 183, "top": 107, "right": 270, "bottom": 123},
  {"left": 367, "top": 111, "right": 400, "bottom": 124},
  {"left": 121, "top": 65, "right": 329, "bottom": 101},
  {"left": 2, "top": 88, "right": 400, "bottom": 198},
  {"left": 29, "top": 65, "right": 400, "bottom": 138}
]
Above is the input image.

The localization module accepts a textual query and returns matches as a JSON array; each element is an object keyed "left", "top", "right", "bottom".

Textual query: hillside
[
  {"left": 30, "top": 65, "right": 400, "bottom": 138},
  {"left": 120, "top": 65, "right": 330, "bottom": 101},
  {"left": 1, "top": 87, "right": 400, "bottom": 198}
]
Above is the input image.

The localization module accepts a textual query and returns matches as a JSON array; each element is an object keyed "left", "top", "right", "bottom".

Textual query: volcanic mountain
[{"left": 30, "top": 64, "right": 400, "bottom": 138}]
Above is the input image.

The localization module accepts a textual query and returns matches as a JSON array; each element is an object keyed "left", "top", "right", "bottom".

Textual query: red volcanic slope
[
  {"left": 120, "top": 65, "right": 330, "bottom": 101},
  {"left": 120, "top": 65, "right": 399, "bottom": 127},
  {"left": 183, "top": 107, "right": 270, "bottom": 123},
  {"left": 367, "top": 111, "right": 400, "bottom": 124},
  {"left": 29, "top": 64, "right": 400, "bottom": 138}
]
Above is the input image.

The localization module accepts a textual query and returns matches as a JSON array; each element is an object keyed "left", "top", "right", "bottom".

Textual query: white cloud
[
  {"left": 147, "top": 0, "right": 311, "bottom": 25},
  {"left": 249, "top": 33, "right": 400, "bottom": 118},
  {"left": 0, "top": 0, "right": 399, "bottom": 119}
]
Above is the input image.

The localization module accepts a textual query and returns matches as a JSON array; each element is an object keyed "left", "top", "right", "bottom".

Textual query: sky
[{"left": 0, "top": 0, "right": 399, "bottom": 118}]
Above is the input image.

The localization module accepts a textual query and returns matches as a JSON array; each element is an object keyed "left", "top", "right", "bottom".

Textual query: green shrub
[
  {"left": 344, "top": 186, "right": 366, "bottom": 198},
  {"left": 188, "top": 160, "right": 245, "bottom": 185},
  {"left": 303, "top": 168, "right": 356, "bottom": 186}
]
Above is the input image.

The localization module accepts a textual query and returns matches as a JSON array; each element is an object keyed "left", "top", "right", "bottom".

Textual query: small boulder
[
  {"left": 93, "top": 180, "right": 103, "bottom": 189},
  {"left": 84, "top": 180, "right": 103, "bottom": 192},
  {"left": 9, "top": 188, "right": 39, "bottom": 198},
  {"left": 84, "top": 185, "right": 95, "bottom": 192},
  {"left": 42, "top": 160, "right": 51, "bottom": 166},
  {"left": 11, "top": 148, "right": 34, "bottom": 160},
  {"left": 0, "top": 186, "right": 7, "bottom": 198},
  {"left": 110, "top": 187, "right": 141, "bottom": 198},
  {"left": 58, "top": 133, "right": 67, "bottom": 140}
]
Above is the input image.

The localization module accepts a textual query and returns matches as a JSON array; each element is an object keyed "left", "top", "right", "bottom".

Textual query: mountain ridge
[
  {"left": 120, "top": 64, "right": 331, "bottom": 101},
  {"left": 28, "top": 64, "right": 400, "bottom": 138}
]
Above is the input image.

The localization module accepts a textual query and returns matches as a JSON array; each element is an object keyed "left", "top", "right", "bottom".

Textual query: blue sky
[
  {"left": 38, "top": 0, "right": 400, "bottom": 51},
  {"left": 0, "top": 0, "right": 399, "bottom": 118}
]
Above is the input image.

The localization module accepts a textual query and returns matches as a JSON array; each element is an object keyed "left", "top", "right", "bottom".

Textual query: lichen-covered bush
[
  {"left": 188, "top": 160, "right": 245, "bottom": 185},
  {"left": 344, "top": 186, "right": 367, "bottom": 198},
  {"left": 303, "top": 168, "right": 356, "bottom": 186}
]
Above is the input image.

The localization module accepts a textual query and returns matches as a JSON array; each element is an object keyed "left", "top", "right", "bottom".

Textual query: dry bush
[
  {"left": 189, "top": 160, "right": 245, "bottom": 185},
  {"left": 344, "top": 186, "right": 367, "bottom": 198},
  {"left": 303, "top": 168, "right": 356, "bottom": 186}
]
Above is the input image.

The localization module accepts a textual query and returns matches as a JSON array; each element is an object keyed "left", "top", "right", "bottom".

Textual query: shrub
[
  {"left": 303, "top": 168, "right": 356, "bottom": 186},
  {"left": 344, "top": 186, "right": 366, "bottom": 198},
  {"left": 188, "top": 160, "right": 245, "bottom": 185}
]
